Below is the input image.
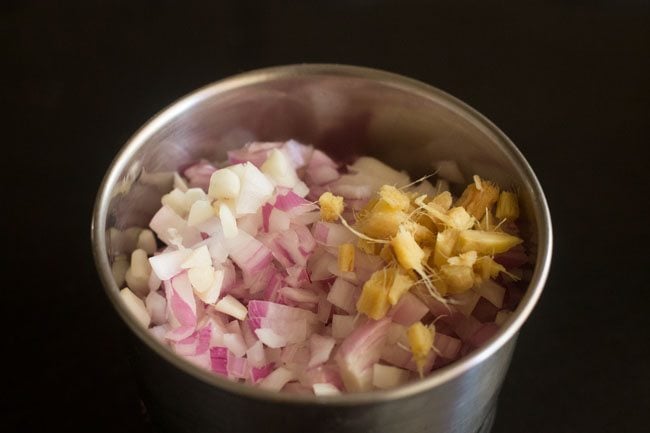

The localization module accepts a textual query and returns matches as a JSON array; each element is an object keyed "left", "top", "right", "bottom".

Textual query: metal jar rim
[{"left": 91, "top": 63, "right": 553, "bottom": 406}]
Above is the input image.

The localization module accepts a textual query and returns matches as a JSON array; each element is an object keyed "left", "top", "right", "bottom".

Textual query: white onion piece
[
  {"left": 120, "top": 287, "right": 151, "bottom": 328},
  {"left": 214, "top": 295, "right": 248, "bottom": 320},
  {"left": 208, "top": 168, "right": 241, "bottom": 200},
  {"left": 258, "top": 367, "right": 295, "bottom": 391},
  {"left": 332, "top": 315, "right": 356, "bottom": 339},
  {"left": 223, "top": 333, "right": 247, "bottom": 357},
  {"left": 254, "top": 328, "right": 288, "bottom": 348},
  {"left": 187, "top": 200, "right": 214, "bottom": 227},
  {"left": 313, "top": 383, "right": 341, "bottom": 396},
  {"left": 372, "top": 364, "right": 410, "bottom": 389},
  {"left": 149, "top": 249, "right": 191, "bottom": 282},
  {"left": 292, "top": 181, "right": 309, "bottom": 198},
  {"left": 268, "top": 208, "right": 290, "bottom": 233},
  {"left": 474, "top": 279, "right": 506, "bottom": 308},
  {"left": 336, "top": 318, "right": 391, "bottom": 392},
  {"left": 452, "top": 290, "right": 481, "bottom": 317},
  {"left": 218, "top": 202, "right": 238, "bottom": 239},
  {"left": 246, "top": 340, "right": 267, "bottom": 368},
  {"left": 308, "top": 334, "right": 336, "bottom": 368},
  {"left": 280, "top": 286, "right": 319, "bottom": 304},
  {"left": 181, "top": 245, "right": 212, "bottom": 269},
  {"left": 495, "top": 310, "right": 512, "bottom": 326},
  {"left": 136, "top": 229, "right": 157, "bottom": 255},
  {"left": 327, "top": 278, "right": 357, "bottom": 314}
]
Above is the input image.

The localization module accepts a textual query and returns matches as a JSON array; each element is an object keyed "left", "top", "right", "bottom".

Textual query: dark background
[{"left": 4, "top": 1, "right": 649, "bottom": 432}]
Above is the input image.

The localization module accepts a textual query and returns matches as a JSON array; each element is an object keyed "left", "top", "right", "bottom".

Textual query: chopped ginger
[
  {"left": 387, "top": 269, "right": 416, "bottom": 305},
  {"left": 474, "top": 255, "right": 506, "bottom": 280},
  {"left": 495, "top": 191, "right": 520, "bottom": 221},
  {"left": 456, "top": 176, "right": 500, "bottom": 219},
  {"left": 457, "top": 230, "right": 522, "bottom": 254},
  {"left": 356, "top": 269, "right": 391, "bottom": 319},
  {"left": 447, "top": 251, "right": 478, "bottom": 268},
  {"left": 440, "top": 264, "right": 475, "bottom": 294},
  {"left": 338, "top": 243, "right": 355, "bottom": 273},
  {"left": 319, "top": 192, "right": 344, "bottom": 222},
  {"left": 407, "top": 322, "right": 434, "bottom": 376},
  {"left": 379, "top": 243, "right": 394, "bottom": 262},
  {"left": 432, "top": 229, "right": 458, "bottom": 267},
  {"left": 429, "top": 191, "right": 452, "bottom": 210},
  {"left": 446, "top": 207, "right": 475, "bottom": 231},
  {"left": 391, "top": 227, "right": 425, "bottom": 272},
  {"left": 358, "top": 210, "right": 407, "bottom": 239},
  {"left": 377, "top": 185, "right": 411, "bottom": 211},
  {"left": 357, "top": 238, "right": 379, "bottom": 255}
]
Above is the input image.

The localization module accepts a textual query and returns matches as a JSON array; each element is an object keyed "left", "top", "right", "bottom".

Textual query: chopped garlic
[
  {"left": 136, "top": 229, "right": 157, "bottom": 255},
  {"left": 215, "top": 295, "right": 248, "bottom": 320},
  {"left": 187, "top": 199, "right": 215, "bottom": 226},
  {"left": 218, "top": 202, "right": 238, "bottom": 239},
  {"left": 208, "top": 168, "right": 241, "bottom": 200},
  {"left": 188, "top": 265, "right": 216, "bottom": 293},
  {"left": 120, "top": 287, "right": 151, "bottom": 328},
  {"left": 181, "top": 245, "right": 212, "bottom": 269},
  {"left": 261, "top": 148, "right": 299, "bottom": 188}
]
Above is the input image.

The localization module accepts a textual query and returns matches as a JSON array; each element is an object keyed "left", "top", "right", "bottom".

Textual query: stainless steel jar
[{"left": 92, "top": 64, "right": 552, "bottom": 433}]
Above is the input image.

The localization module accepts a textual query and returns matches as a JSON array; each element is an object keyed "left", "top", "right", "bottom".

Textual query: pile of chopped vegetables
[{"left": 111, "top": 140, "right": 530, "bottom": 394}]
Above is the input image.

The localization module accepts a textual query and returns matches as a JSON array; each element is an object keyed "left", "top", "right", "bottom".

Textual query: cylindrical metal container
[{"left": 92, "top": 64, "right": 552, "bottom": 433}]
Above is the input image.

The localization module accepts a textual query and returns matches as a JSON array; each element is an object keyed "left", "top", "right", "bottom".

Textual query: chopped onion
[
  {"left": 313, "top": 383, "right": 341, "bottom": 396},
  {"left": 372, "top": 364, "right": 410, "bottom": 389},
  {"left": 326, "top": 278, "right": 357, "bottom": 314},
  {"left": 258, "top": 367, "right": 296, "bottom": 391},
  {"left": 308, "top": 334, "right": 336, "bottom": 368}
]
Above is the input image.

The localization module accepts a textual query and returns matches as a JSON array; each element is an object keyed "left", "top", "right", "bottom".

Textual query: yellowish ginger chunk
[
  {"left": 319, "top": 192, "right": 344, "bottom": 222},
  {"left": 407, "top": 322, "right": 434, "bottom": 376},
  {"left": 377, "top": 185, "right": 411, "bottom": 211},
  {"left": 387, "top": 268, "right": 416, "bottom": 305},
  {"left": 356, "top": 269, "right": 391, "bottom": 319},
  {"left": 458, "top": 230, "right": 523, "bottom": 254},
  {"left": 447, "top": 250, "right": 478, "bottom": 267},
  {"left": 391, "top": 227, "right": 425, "bottom": 272},
  {"left": 446, "top": 207, "right": 475, "bottom": 231},
  {"left": 495, "top": 191, "right": 520, "bottom": 221},
  {"left": 432, "top": 229, "right": 459, "bottom": 267},
  {"left": 359, "top": 209, "right": 408, "bottom": 239},
  {"left": 455, "top": 176, "right": 500, "bottom": 219},
  {"left": 474, "top": 255, "right": 506, "bottom": 281},
  {"left": 357, "top": 238, "right": 379, "bottom": 255},
  {"left": 379, "top": 243, "right": 394, "bottom": 262},
  {"left": 338, "top": 243, "right": 355, "bottom": 273},
  {"left": 429, "top": 191, "right": 452, "bottom": 210},
  {"left": 440, "top": 264, "right": 475, "bottom": 294},
  {"left": 477, "top": 209, "right": 497, "bottom": 231}
]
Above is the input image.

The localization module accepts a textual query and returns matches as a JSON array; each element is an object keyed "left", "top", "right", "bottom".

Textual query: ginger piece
[
  {"left": 357, "top": 238, "right": 380, "bottom": 255},
  {"left": 440, "top": 264, "right": 475, "bottom": 294},
  {"left": 319, "top": 192, "right": 344, "bottom": 222},
  {"left": 447, "top": 251, "right": 478, "bottom": 268},
  {"left": 358, "top": 209, "right": 408, "bottom": 239},
  {"left": 391, "top": 227, "right": 425, "bottom": 272},
  {"left": 474, "top": 255, "right": 506, "bottom": 281},
  {"left": 387, "top": 268, "right": 416, "bottom": 305},
  {"left": 457, "top": 230, "right": 523, "bottom": 255},
  {"left": 407, "top": 322, "right": 434, "bottom": 376},
  {"left": 495, "top": 191, "right": 520, "bottom": 221},
  {"left": 379, "top": 243, "right": 394, "bottom": 262},
  {"left": 432, "top": 229, "right": 459, "bottom": 267},
  {"left": 446, "top": 207, "right": 475, "bottom": 231},
  {"left": 429, "top": 191, "right": 452, "bottom": 210},
  {"left": 338, "top": 243, "right": 355, "bottom": 273},
  {"left": 377, "top": 185, "right": 411, "bottom": 212},
  {"left": 356, "top": 269, "right": 391, "bottom": 319},
  {"left": 455, "top": 176, "right": 500, "bottom": 219}
]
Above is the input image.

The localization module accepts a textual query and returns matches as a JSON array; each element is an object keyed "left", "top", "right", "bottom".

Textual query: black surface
[{"left": 4, "top": 1, "right": 649, "bottom": 432}]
